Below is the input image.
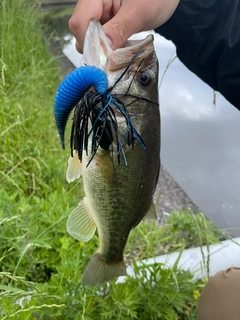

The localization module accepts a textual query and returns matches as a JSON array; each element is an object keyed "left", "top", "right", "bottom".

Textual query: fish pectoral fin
[
  {"left": 66, "top": 150, "right": 82, "bottom": 183},
  {"left": 144, "top": 202, "right": 157, "bottom": 220},
  {"left": 82, "top": 253, "right": 127, "bottom": 286},
  {"left": 67, "top": 198, "right": 96, "bottom": 242}
]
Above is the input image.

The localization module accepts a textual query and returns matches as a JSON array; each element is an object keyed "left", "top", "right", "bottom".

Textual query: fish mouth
[{"left": 82, "top": 19, "right": 155, "bottom": 74}]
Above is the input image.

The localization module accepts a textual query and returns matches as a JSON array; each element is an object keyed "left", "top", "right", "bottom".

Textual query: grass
[{"left": 0, "top": 0, "right": 225, "bottom": 319}]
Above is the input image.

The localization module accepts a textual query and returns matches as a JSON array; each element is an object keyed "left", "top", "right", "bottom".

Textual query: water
[
  {"left": 153, "top": 34, "right": 240, "bottom": 236},
  {"left": 53, "top": 17, "right": 240, "bottom": 236}
]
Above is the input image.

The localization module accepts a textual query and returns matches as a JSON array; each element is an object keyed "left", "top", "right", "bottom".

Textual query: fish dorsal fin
[
  {"left": 144, "top": 202, "right": 157, "bottom": 220},
  {"left": 66, "top": 150, "right": 82, "bottom": 183},
  {"left": 67, "top": 198, "right": 96, "bottom": 242}
]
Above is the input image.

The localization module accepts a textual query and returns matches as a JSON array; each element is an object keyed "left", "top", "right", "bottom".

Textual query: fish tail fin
[{"left": 82, "top": 253, "right": 127, "bottom": 286}]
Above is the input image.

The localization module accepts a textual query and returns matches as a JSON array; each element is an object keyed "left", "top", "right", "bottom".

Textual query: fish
[{"left": 54, "top": 19, "right": 160, "bottom": 286}]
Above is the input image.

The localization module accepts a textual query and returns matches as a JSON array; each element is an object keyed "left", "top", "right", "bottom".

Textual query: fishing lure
[{"left": 53, "top": 51, "right": 148, "bottom": 165}]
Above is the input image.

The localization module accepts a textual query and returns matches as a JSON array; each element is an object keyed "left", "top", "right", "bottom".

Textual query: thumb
[{"left": 103, "top": 2, "right": 147, "bottom": 50}]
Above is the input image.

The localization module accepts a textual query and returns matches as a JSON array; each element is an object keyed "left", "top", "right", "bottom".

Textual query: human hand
[{"left": 69, "top": 0, "right": 180, "bottom": 53}]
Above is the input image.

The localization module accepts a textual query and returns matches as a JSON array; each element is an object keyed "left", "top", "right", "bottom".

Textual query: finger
[
  {"left": 69, "top": 0, "right": 104, "bottom": 53},
  {"left": 103, "top": 0, "right": 150, "bottom": 50}
]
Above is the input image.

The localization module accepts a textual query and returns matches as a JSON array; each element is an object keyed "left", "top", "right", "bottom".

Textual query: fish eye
[
  {"left": 139, "top": 71, "right": 154, "bottom": 87},
  {"left": 140, "top": 73, "right": 150, "bottom": 85}
]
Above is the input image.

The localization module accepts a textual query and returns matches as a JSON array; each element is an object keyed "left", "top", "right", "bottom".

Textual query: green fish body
[{"left": 66, "top": 19, "right": 160, "bottom": 286}]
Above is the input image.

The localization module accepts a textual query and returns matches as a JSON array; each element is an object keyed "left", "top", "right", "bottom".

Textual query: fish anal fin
[
  {"left": 82, "top": 253, "right": 126, "bottom": 286},
  {"left": 66, "top": 150, "right": 82, "bottom": 183},
  {"left": 67, "top": 198, "right": 96, "bottom": 242},
  {"left": 144, "top": 202, "right": 157, "bottom": 220}
]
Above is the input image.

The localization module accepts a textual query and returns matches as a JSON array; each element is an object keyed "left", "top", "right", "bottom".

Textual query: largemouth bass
[{"left": 55, "top": 19, "right": 160, "bottom": 286}]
